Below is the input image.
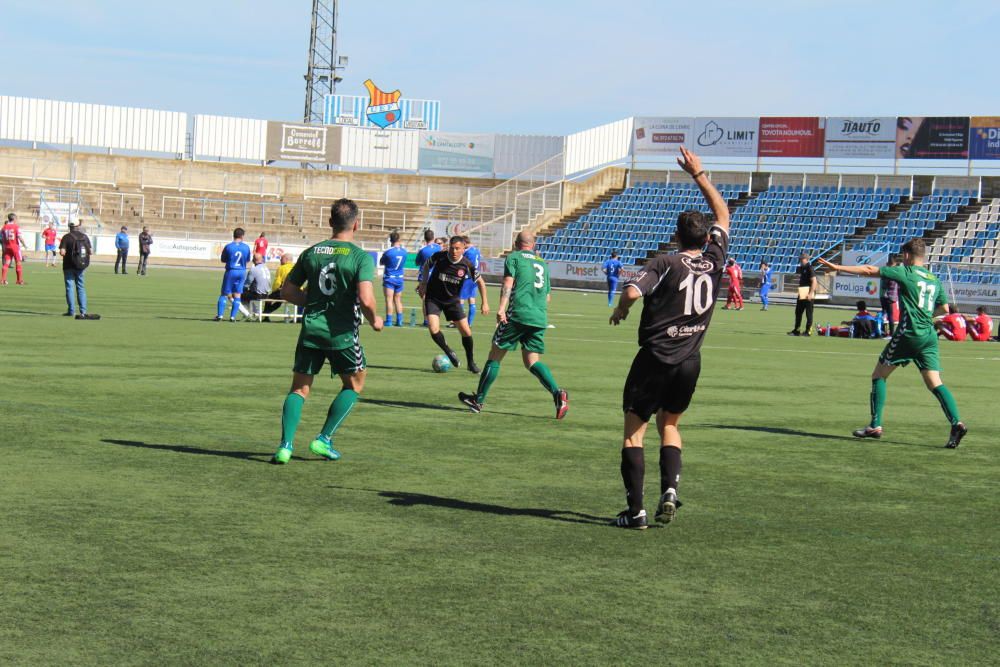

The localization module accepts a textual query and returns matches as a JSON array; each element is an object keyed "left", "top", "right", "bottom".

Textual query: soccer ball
[{"left": 432, "top": 354, "right": 453, "bottom": 373}]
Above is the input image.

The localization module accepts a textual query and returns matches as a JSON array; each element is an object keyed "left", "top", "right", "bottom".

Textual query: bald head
[{"left": 515, "top": 230, "right": 536, "bottom": 250}]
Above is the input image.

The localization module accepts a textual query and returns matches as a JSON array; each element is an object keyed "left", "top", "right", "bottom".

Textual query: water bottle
[
  {"left": 825, "top": 323, "right": 830, "bottom": 337},
  {"left": 409, "top": 308, "right": 416, "bottom": 327}
]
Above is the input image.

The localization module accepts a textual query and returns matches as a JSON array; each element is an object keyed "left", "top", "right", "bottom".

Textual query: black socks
[
  {"left": 660, "top": 445, "right": 682, "bottom": 494},
  {"left": 620, "top": 448, "right": 645, "bottom": 514}
]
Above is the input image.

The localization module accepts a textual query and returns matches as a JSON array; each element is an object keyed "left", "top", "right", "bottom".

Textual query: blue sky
[{"left": 1, "top": 0, "right": 997, "bottom": 135}]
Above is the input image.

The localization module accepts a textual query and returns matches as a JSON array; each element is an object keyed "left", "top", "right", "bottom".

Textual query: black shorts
[
  {"left": 622, "top": 348, "right": 701, "bottom": 421},
  {"left": 425, "top": 298, "right": 465, "bottom": 322}
]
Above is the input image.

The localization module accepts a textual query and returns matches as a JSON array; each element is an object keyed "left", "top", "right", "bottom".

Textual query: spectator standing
[
  {"left": 59, "top": 222, "right": 99, "bottom": 319},
  {"left": 137, "top": 227, "right": 153, "bottom": 275},
  {"left": 114, "top": 226, "right": 130, "bottom": 275},
  {"left": 788, "top": 252, "right": 818, "bottom": 336},
  {"left": 254, "top": 232, "right": 269, "bottom": 261}
]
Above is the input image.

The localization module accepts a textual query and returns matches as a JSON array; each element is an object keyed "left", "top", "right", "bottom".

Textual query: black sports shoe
[
  {"left": 447, "top": 351, "right": 461, "bottom": 368},
  {"left": 214, "top": 316, "right": 223, "bottom": 321},
  {"left": 613, "top": 509, "right": 648, "bottom": 530},
  {"left": 468, "top": 361, "right": 480, "bottom": 374},
  {"left": 554, "top": 389, "right": 569, "bottom": 420},
  {"left": 787, "top": 330, "right": 801, "bottom": 336},
  {"left": 655, "top": 490, "right": 681, "bottom": 524},
  {"left": 853, "top": 426, "right": 883, "bottom": 439},
  {"left": 945, "top": 422, "right": 967, "bottom": 449},
  {"left": 458, "top": 392, "right": 482, "bottom": 414}
]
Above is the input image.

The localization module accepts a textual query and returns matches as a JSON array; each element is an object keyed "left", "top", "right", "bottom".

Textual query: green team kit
[
  {"left": 461, "top": 246, "right": 568, "bottom": 418},
  {"left": 493, "top": 249, "right": 551, "bottom": 352},
  {"left": 289, "top": 240, "right": 375, "bottom": 375},
  {"left": 877, "top": 264, "right": 947, "bottom": 371}
]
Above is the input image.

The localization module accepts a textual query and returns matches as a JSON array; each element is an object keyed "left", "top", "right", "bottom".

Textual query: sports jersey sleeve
[
  {"left": 469, "top": 259, "right": 481, "bottom": 283},
  {"left": 379, "top": 253, "right": 388, "bottom": 267},
  {"left": 503, "top": 255, "right": 515, "bottom": 278},
  {"left": 287, "top": 250, "right": 309, "bottom": 287},
  {"left": 626, "top": 256, "right": 668, "bottom": 296},
  {"left": 357, "top": 251, "right": 375, "bottom": 283},
  {"left": 220, "top": 246, "right": 229, "bottom": 264},
  {"left": 879, "top": 265, "right": 905, "bottom": 281},
  {"left": 936, "top": 282, "right": 949, "bottom": 308}
]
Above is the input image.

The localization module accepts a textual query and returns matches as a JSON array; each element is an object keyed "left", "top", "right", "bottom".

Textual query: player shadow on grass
[
  {"left": 330, "top": 485, "right": 610, "bottom": 526},
  {"left": 101, "top": 438, "right": 315, "bottom": 463},
  {"left": 699, "top": 424, "right": 939, "bottom": 448},
  {"left": 362, "top": 397, "right": 549, "bottom": 420},
  {"left": 0, "top": 308, "right": 63, "bottom": 316},
  {"left": 367, "top": 364, "right": 437, "bottom": 375}
]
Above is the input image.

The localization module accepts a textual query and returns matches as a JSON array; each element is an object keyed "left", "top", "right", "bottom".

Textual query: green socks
[
  {"left": 281, "top": 392, "right": 305, "bottom": 445},
  {"left": 475, "top": 360, "right": 501, "bottom": 403},
  {"left": 529, "top": 362, "right": 559, "bottom": 396},
  {"left": 869, "top": 378, "right": 886, "bottom": 428},
  {"left": 932, "top": 385, "right": 961, "bottom": 426},
  {"left": 321, "top": 389, "right": 359, "bottom": 438}
]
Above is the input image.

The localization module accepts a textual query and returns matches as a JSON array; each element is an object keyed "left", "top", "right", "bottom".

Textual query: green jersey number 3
[
  {"left": 916, "top": 280, "right": 937, "bottom": 313},
  {"left": 533, "top": 263, "right": 545, "bottom": 288}
]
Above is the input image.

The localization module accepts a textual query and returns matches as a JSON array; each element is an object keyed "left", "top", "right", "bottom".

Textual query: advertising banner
[
  {"left": 895, "top": 116, "right": 969, "bottom": 159},
  {"left": 546, "top": 260, "right": 642, "bottom": 285},
  {"left": 265, "top": 121, "right": 340, "bottom": 163},
  {"left": 144, "top": 237, "right": 215, "bottom": 260},
  {"left": 831, "top": 275, "right": 883, "bottom": 299},
  {"left": 945, "top": 281, "right": 1000, "bottom": 307},
  {"left": 632, "top": 117, "right": 694, "bottom": 156},
  {"left": 825, "top": 117, "right": 896, "bottom": 159},
  {"left": 969, "top": 117, "right": 1000, "bottom": 160},
  {"left": 418, "top": 132, "right": 495, "bottom": 174},
  {"left": 757, "top": 117, "right": 825, "bottom": 157},
  {"left": 38, "top": 200, "right": 78, "bottom": 229},
  {"left": 692, "top": 117, "right": 758, "bottom": 157}
]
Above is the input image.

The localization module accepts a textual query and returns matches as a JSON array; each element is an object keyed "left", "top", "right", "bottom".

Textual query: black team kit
[{"left": 424, "top": 251, "right": 480, "bottom": 370}]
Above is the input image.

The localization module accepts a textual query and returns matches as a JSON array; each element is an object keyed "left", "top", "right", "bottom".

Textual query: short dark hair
[
  {"left": 6, "top": 213, "right": 15, "bottom": 221},
  {"left": 389, "top": 231, "right": 400, "bottom": 244},
  {"left": 610, "top": 251, "right": 618, "bottom": 258},
  {"left": 675, "top": 210, "right": 710, "bottom": 250},
  {"left": 977, "top": 306, "right": 987, "bottom": 314},
  {"left": 900, "top": 238, "right": 926, "bottom": 258},
  {"left": 423, "top": 228, "right": 435, "bottom": 242},
  {"left": 330, "top": 198, "right": 359, "bottom": 233},
  {"left": 449, "top": 235, "right": 466, "bottom": 246},
  {"left": 856, "top": 300, "right": 867, "bottom": 311},
  {"left": 461, "top": 235, "right": 471, "bottom": 244},
  {"left": 233, "top": 227, "right": 245, "bottom": 239},
  {"left": 949, "top": 303, "right": 959, "bottom": 312}
]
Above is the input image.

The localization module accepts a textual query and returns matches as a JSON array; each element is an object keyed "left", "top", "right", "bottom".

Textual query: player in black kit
[
  {"left": 609, "top": 146, "right": 731, "bottom": 529},
  {"left": 418, "top": 236, "right": 490, "bottom": 372}
]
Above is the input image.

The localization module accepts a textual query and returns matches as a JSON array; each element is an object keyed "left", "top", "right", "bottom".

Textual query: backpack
[{"left": 69, "top": 232, "right": 91, "bottom": 270}]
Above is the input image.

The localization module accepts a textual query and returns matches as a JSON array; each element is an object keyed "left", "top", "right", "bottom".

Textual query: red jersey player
[
  {"left": 1, "top": 213, "right": 27, "bottom": 285},
  {"left": 966, "top": 307, "right": 994, "bottom": 342},
  {"left": 254, "top": 233, "right": 269, "bottom": 261},
  {"left": 935, "top": 306, "right": 968, "bottom": 341},
  {"left": 723, "top": 257, "right": 743, "bottom": 310},
  {"left": 41, "top": 223, "right": 59, "bottom": 267}
]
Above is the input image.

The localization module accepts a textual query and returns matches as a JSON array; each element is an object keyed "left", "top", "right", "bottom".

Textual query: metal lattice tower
[{"left": 303, "top": 0, "right": 342, "bottom": 124}]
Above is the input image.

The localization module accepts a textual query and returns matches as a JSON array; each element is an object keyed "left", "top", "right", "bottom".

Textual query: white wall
[
  {"left": 0, "top": 95, "right": 186, "bottom": 154},
  {"left": 564, "top": 117, "right": 633, "bottom": 176},
  {"left": 193, "top": 114, "right": 267, "bottom": 161},
  {"left": 339, "top": 127, "right": 419, "bottom": 171},
  {"left": 494, "top": 134, "right": 564, "bottom": 176}
]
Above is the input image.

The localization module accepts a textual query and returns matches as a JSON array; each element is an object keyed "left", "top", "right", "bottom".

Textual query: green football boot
[
  {"left": 273, "top": 442, "right": 293, "bottom": 465},
  {"left": 309, "top": 435, "right": 342, "bottom": 461}
]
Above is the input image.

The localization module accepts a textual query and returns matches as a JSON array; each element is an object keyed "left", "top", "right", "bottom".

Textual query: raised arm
[
  {"left": 677, "top": 146, "right": 729, "bottom": 232},
  {"left": 817, "top": 258, "right": 881, "bottom": 277}
]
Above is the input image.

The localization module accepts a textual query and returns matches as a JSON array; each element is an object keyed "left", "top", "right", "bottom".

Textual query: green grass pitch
[{"left": 2, "top": 265, "right": 998, "bottom": 665}]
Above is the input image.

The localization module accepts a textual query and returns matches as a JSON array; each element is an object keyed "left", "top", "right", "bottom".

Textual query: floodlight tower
[{"left": 303, "top": 0, "right": 348, "bottom": 124}]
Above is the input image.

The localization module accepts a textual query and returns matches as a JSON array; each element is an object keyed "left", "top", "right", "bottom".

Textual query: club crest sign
[{"left": 364, "top": 79, "right": 402, "bottom": 129}]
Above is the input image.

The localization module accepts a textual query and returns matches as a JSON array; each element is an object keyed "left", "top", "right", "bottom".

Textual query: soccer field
[{"left": 3, "top": 266, "right": 998, "bottom": 665}]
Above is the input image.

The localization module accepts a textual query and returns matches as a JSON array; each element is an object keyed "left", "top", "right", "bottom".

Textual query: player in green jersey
[
  {"left": 819, "top": 238, "right": 968, "bottom": 448},
  {"left": 272, "top": 199, "right": 384, "bottom": 464},
  {"left": 458, "top": 230, "right": 569, "bottom": 419}
]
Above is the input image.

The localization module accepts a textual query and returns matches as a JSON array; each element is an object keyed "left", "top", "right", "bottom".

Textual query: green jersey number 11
[{"left": 916, "top": 281, "right": 937, "bottom": 313}]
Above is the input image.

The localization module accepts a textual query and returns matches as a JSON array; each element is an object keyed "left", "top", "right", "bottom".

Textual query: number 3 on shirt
[{"left": 533, "top": 263, "right": 545, "bottom": 288}]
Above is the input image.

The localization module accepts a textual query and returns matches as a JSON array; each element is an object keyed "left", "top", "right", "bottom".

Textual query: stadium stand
[
  {"left": 853, "top": 190, "right": 978, "bottom": 253},
  {"left": 927, "top": 197, "right": 1000, "bottom": 285}
]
